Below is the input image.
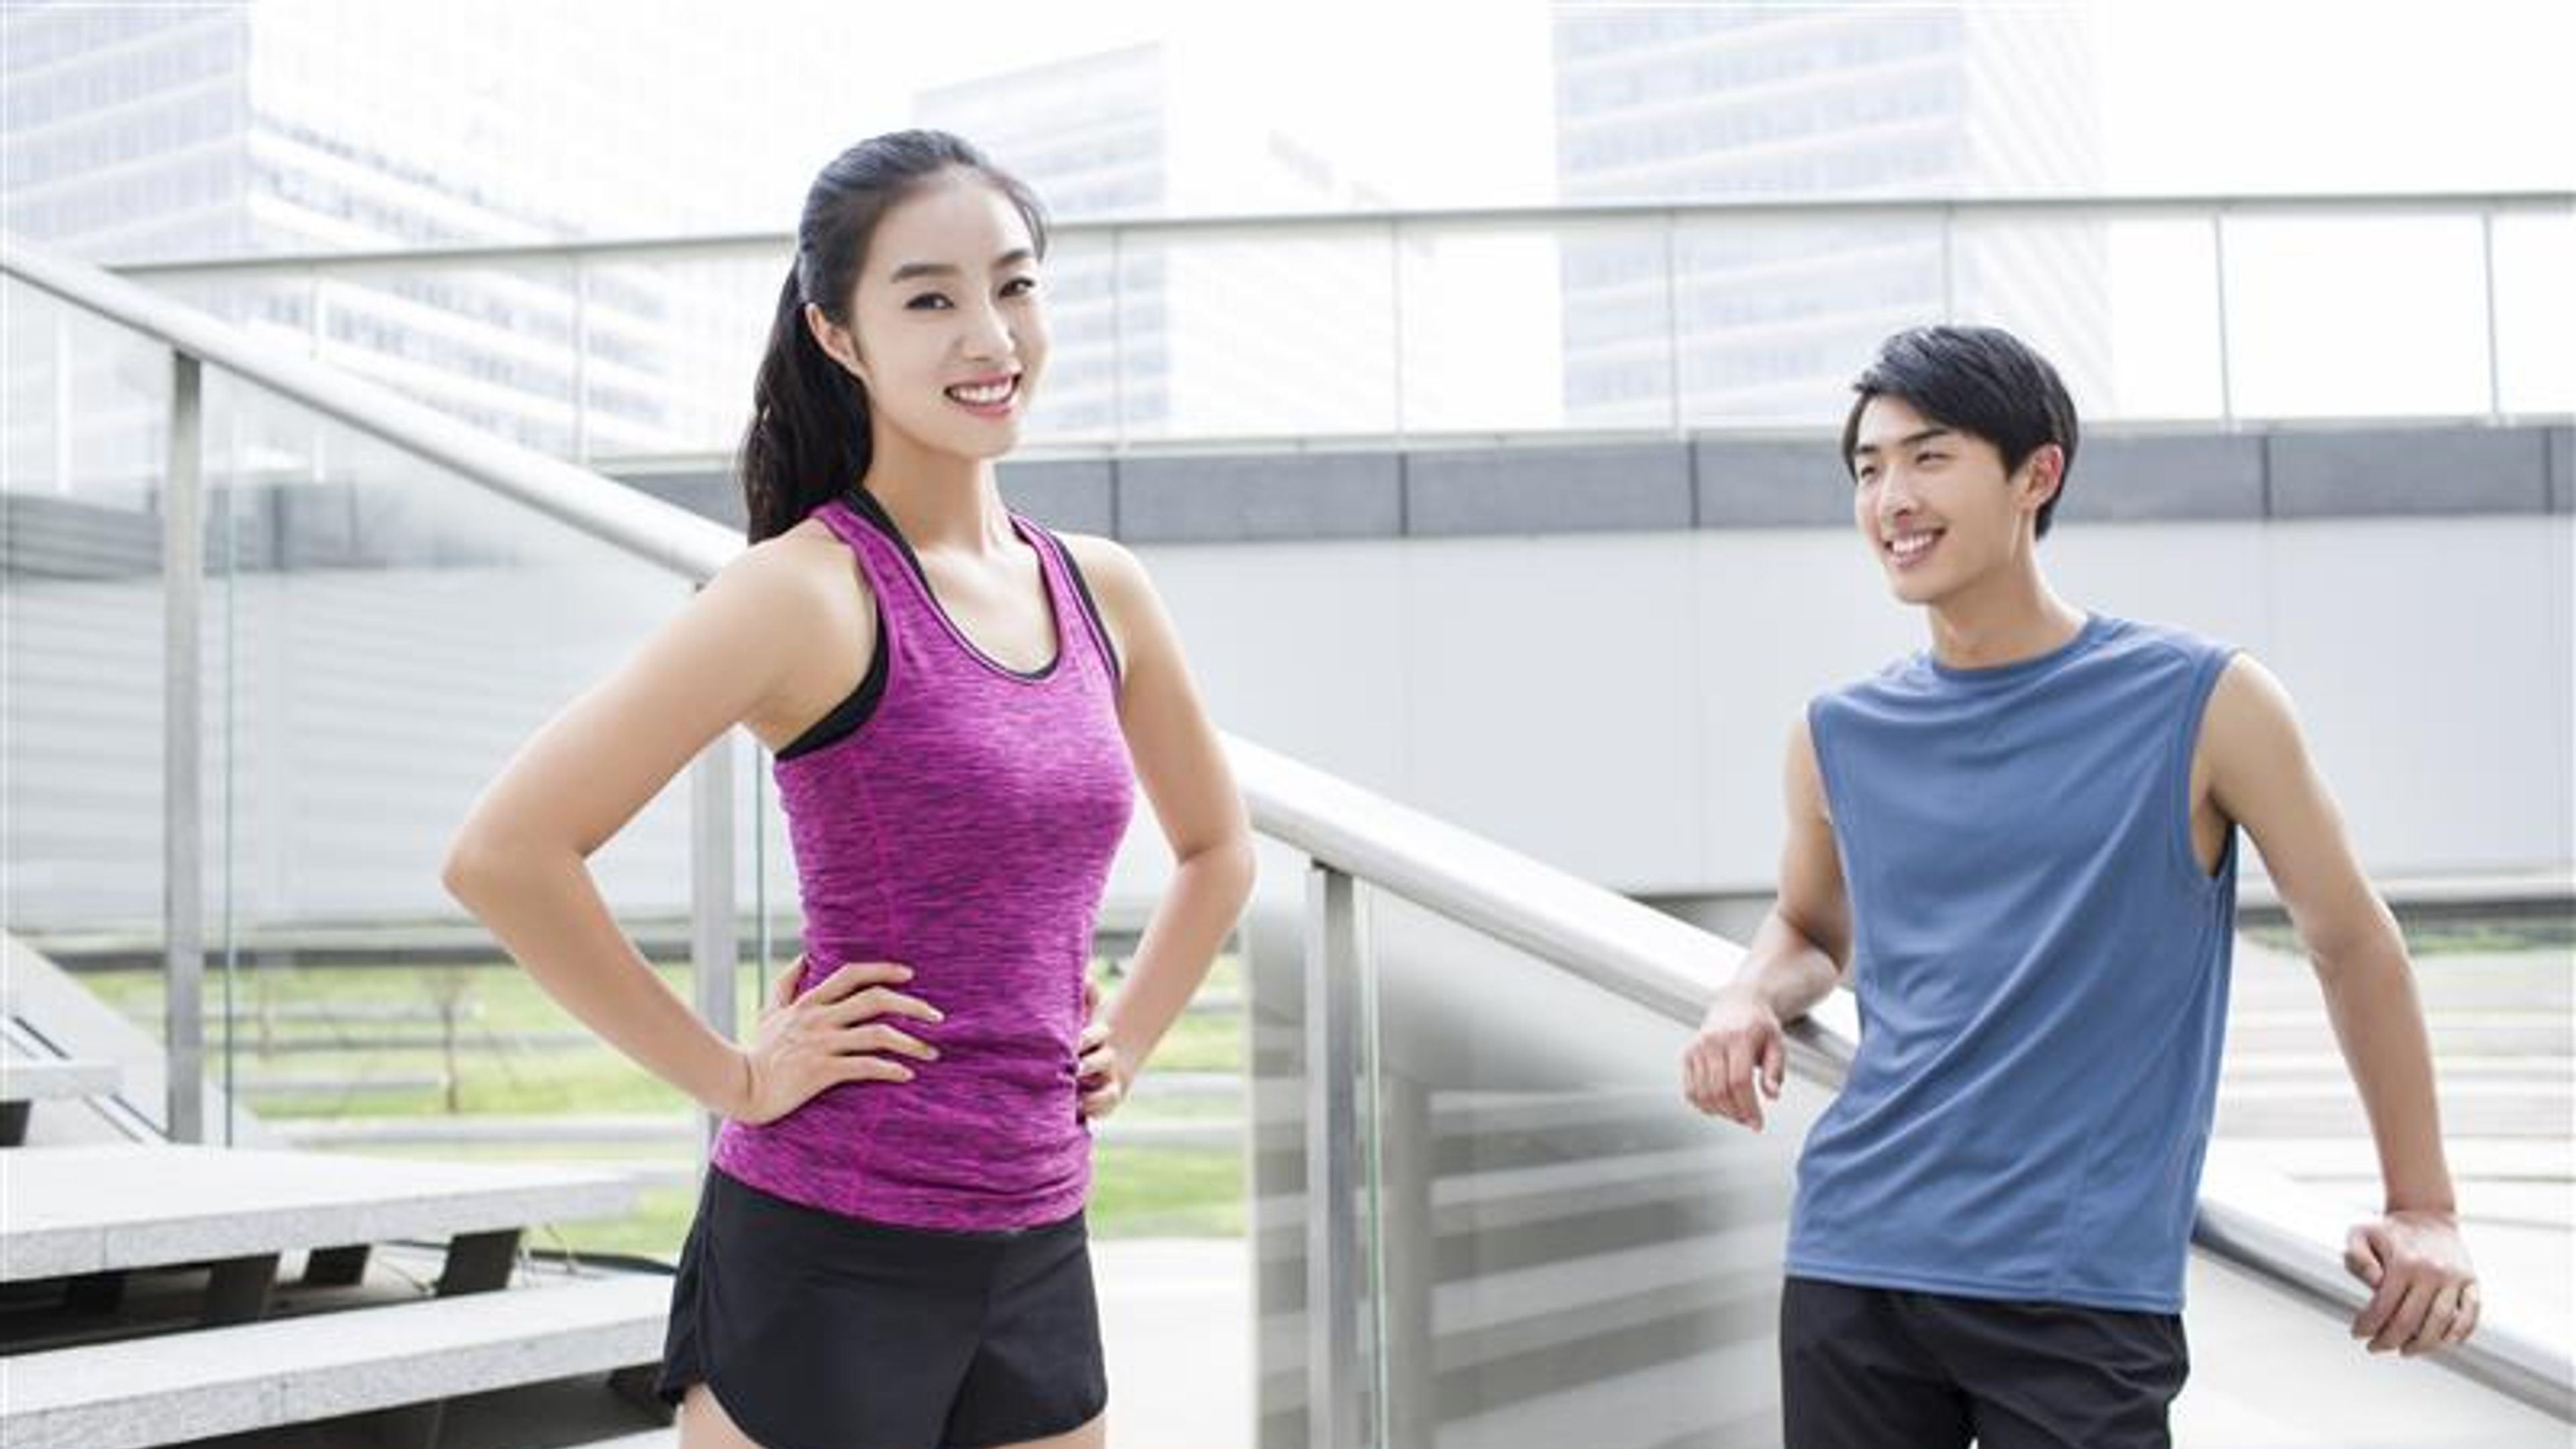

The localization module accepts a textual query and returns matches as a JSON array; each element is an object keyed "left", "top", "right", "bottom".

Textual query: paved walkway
[
  {"left": 2221, "top": 938, "right": 2573, "bottom": 1350},
  {"left": 1087, "top": 936, "right": 2573, "bottom": 1449},
  {"left": 1094, "top": 1240, "right": 1254, "bottom": 1449}
]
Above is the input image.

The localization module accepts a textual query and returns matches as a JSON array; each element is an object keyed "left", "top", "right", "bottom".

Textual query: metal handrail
[
  {"left": 9, "top": 231, "right": 2565, "bottom": 1421},
  {"left": 3, "top": 231, "right": 731, "bottom": 582},
  {"left": 1230, "top": 737, "right": 2575, "bottom": 1421},
  {"left": 99, "top": 189, "right": 2576, "bottom": 451},
  {"left": 103, "top": 190, "right": 2576, "bottom": 280}
]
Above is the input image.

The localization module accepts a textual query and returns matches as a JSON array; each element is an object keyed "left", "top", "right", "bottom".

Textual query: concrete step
[
  {"left": 2216, "top": 1088, "right": 2573, "bottom": 1139},
  {"left": 2231, "top": 964, "right": 2572, "bottom": 1014},
  {"left": 2227, "top": 1016, "right": 2571, "bottom": 1057},
  {"left": 2248, "top": 1137, "right": 2573, "bottom": 1181},
  {"left": 0, "top": 1059, "right": 123, "bottom": 1102},
  {"left": 0, "top": 1271, "right": 669, "bottom": 1449}
]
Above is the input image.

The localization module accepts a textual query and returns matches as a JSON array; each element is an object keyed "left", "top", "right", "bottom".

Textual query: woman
[{"left": 442, "top": 129, "right": 1254, "bottom": 1449}]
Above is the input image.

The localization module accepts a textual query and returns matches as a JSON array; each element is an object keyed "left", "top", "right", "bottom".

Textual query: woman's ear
[{"left": 804, "top": 303, "right": 867, "bottom": 384}]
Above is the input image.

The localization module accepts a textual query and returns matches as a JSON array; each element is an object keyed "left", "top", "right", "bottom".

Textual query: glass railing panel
[
  {"left": 1389, "top": 223, "right": 1572, "bottom": 437},
  {"left": 160, "top": 259, "right": 593, "bottom": 460},
  {"left": 2221, "top": 213, "right": 2493, "bottom": 420},
  {"left": 1358, "top": 887, "right": 1816, "bottom": 1449},
  {"left": 1243, "top": 851, "right": 1323, "bottom": 1449},
  {"left": 184, "top": 364, "right": 735, "bottom": 1250},
  {"left": 116, "top": 200, "right": 2567, "bottom": 459},
  {"left": 1016, "top": 227, "right": 1120, "bottom": 448},
  {"left": 1669, "top": 213, "right": 1949, "bottom": 429},
  {"left": 4, "top": 276, "right": 177, "bottom": 1052},
  {"left": 1949, "top": 211, "right": 2124, "bottom": 421},
  {"left": 2088, "top": 215, "right": 2230, "bottom": 421},
  {"left": 1554, "top": 220, "right": 1682, "bottom": 433},
  {"left": 2491, "top": 209, "right": 2576, "bottom": 418},
  {"left": 572, "top": 252, "right": 776, "bottom": 464},
  {"left": 149, "top": 269, "right": 325, "bottom": 377},
  {"left": 1116, "top": 227, "right": 1400, "bottom": 442},
  {"left": 2176, "top": 1250, "right": 2571, "bottom": 1444}
]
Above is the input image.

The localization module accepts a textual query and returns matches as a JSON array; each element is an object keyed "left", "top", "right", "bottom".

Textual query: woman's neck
[{"left": 859, "top": 433, "right": 1012, "bottom": 555}]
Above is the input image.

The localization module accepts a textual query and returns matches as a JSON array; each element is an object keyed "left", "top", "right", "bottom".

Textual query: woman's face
[{"left": 812, "top": 170, "right": 1048, "bottom": 462}]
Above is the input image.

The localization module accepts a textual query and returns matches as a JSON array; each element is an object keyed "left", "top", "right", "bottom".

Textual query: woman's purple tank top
[{"left": 709, "top": 495, "right": 1134, "bottom": 1230}]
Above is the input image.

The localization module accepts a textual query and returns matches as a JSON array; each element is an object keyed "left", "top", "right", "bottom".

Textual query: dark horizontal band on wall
[
  {"left": 612, "top": 421, "right": 2573, "bottom": 543},
  {"left": 13, "top": 422, "right": 2561, "bottom": 584}
]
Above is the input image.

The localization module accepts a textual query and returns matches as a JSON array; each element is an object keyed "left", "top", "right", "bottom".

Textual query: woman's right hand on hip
[{"left": 729, "top": 955, "right": 942, "bottom": 1125}]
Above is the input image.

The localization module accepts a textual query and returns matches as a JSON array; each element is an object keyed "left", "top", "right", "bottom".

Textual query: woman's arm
[
  {"left": 1061, "top": 535, "right": 1256, "bottom": 1118},
  {"left": 441, "top": 537, "right": 936, "bottom": 1122}
]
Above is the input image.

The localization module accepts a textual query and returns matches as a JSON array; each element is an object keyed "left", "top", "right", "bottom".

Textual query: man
[{"left": 1681, "top": 325, "right": 2478, "bottom": 1448}]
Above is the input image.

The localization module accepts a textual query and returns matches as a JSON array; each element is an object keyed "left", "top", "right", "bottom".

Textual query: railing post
[
  {"left": 1305, "top": 864, "right": 1364, "bottom": 1449},
  {"left": 309, "top": 276, "right": 328, "bottom": 485},
  {"left": 1662, "top": 209, "right": 1684, "bottom": 435},
  {"left": 164, "top": 351, "right": 206, "bottom": 1144},
  {"left": 1377, "top": 1073, "right": 1431, "bottom": 1449},
  {"left": 572, "top": 259, "right": 593, "bottom": 462},
  {"left": 1110, "top": 227, "right": 1128, "bottom": 455},
  {"left": 691, "top": 720, "right": 738, "bottom": 1162},
  {"left": 2479, "top": 207, "right": 2504, "bottom": 422},
  {"left": 1939, "top": 204, "right": 1957, "bottom": 322},
  {"left": 1389, "top": 219, "right": 1408, "bottom": 443},
  {"left": 2210, "top": 208, "right": 2236, "bottom": 428},
  {"left": 51, "top": 307, "right": 72, "bottom": 495}
]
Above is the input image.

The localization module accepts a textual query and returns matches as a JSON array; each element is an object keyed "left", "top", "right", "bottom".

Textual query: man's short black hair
[{"left": 1840, "top": 325, "right": 2081, "bottom": 539}]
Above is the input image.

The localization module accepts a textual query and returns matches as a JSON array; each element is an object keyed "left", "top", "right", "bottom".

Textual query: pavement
[{"left": 1093, "top": 1239, "right": 1255, "bottom": 1449}]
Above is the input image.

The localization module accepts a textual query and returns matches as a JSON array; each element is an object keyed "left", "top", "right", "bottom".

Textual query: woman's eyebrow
[{"left": 888, "top": 248, "right": 1037, "bottom": 284}]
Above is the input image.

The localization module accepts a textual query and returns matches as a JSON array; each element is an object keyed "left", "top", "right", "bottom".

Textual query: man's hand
[
  {"left": 1683, "top": 987, "right": 1788, "bottom": 1130},
  {"left": 2347, "top": 1208, "right": 2479, "bottom": 1355}
]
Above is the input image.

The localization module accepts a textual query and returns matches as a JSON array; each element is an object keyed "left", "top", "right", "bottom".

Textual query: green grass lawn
[
  {"left": 2245, "top": 914, "right": 2575, "bottom": 958},
  {"left": 521, "top": 1146, "right": 1242, "bottom": 1261},
  {"left": 76, "top": 953, "right": 1248, "bottom": 1252}
]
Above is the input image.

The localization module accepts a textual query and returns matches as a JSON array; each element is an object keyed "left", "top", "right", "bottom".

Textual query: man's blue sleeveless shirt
[{"left": 1788, "top": 614, "right": 2239, "bottom": 1313}]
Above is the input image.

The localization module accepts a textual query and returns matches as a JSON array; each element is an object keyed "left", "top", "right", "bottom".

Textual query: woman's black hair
[
  {"left": 1840, "top": 325, "right": 2080, "bottom": 538},
  {"left": 740, "top": 129, "right": 1049, "bottom": 543}
]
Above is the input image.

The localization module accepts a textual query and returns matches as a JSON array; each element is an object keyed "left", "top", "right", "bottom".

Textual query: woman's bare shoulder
[{"left": 715, "top": 516, "right": 868, "bottom": 612}]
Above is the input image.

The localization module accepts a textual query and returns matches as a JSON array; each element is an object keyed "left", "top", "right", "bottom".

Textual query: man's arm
[
  {"left": 2202, "top": 654, "right": 2479, "bottom": 1355},
  {"left": 1683, "top": 712, "right": 1851, "bottom": 1132}
]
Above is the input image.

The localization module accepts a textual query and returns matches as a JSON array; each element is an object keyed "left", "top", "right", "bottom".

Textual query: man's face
[{"left": 1847, "top": 393, "right": 2057, "bottom": 607}]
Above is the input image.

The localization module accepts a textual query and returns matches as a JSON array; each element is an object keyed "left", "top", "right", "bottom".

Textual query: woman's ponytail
[{"left": 740, "top": 265, "right": 867, "bottom": 543}]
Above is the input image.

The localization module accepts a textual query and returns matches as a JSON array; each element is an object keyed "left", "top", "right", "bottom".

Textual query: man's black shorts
[
  {"left": 655, "top": 1165, "right": 1106, "bottom": 1449},
  {"left": 1780, "top": 1275, "right": 2189, "bottom": 1449}
]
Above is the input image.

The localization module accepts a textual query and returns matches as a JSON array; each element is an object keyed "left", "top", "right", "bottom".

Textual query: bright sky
[
  {"left": 708, "top": 0, "right": 2569, "bottom": 421},
  {"left": 753, "top": 0, "right": 2574, "bottom": 215},
  {"left": 2090, "top": 0, "right": 2575, "bottom": 195}
]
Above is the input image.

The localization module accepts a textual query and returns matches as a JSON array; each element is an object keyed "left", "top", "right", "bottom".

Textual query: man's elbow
[{"left": 2295, "top": 902, "right": 2408, "bottom": 988}]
